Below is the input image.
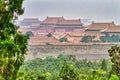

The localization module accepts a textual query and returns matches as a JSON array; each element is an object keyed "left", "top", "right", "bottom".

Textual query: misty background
[{"left": 18, "top": 0, "right": 120, "bottom": 25}]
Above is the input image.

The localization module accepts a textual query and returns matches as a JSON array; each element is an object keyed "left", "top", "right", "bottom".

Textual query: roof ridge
[{"left": 47, "top": 16, "right": 64, "bottom": 19}]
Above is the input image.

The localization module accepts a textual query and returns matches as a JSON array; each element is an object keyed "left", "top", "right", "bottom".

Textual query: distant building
[
  {"left": 101, "top": 25, "right": 120, "bottom": 36},
  {"left": 19, "top": 18, "right": 41, "bottom": 28},
  {"left": 54, "top": 19, "right": 83, "bottom": 32},
  {"left": 40, "top": 16, "right": 64, "bottom": 31},
  {"left": 85, "top": 21, "right": 120, "bottom": 42},
  {"left": 41, "top": 16, "right": 64, "bottom": 25},
  {"left": 18, "top": 17, "right": 120, "bottom": 45},
  {"left": 29, "top": 35, "right": 60, "bottom": 45},
  {"left": 85, "top": 21, "right": 116, "bottom": 35},
  {"left": 40, "top": 16, "right": 84, "bottom": 33},
  {"left": 18, "top": 18, "right": 41, "bottom": 34}
]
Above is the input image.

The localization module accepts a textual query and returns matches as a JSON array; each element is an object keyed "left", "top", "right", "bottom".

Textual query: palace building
[
  {"left": 19, "top": 18, "right": 41, "bottom": 28},
  {"left": 18, "top": 17, "right": 120, "bottom": 45},
  {"left": 40, "top": 16, "right": 84, "bottom": 33},
  {"left": 101, "top": 25, "right": 120, "bottom": 36},
  {"left": 85, "top": 21, "right": 120, "bottom": 42},
  {"left": 85, "top": 21, "right": 120, "bottom": 36}
]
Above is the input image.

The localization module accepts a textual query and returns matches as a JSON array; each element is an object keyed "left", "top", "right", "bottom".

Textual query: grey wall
[{"left": 25, "top": 44, "right": 114, "bottom": 60}]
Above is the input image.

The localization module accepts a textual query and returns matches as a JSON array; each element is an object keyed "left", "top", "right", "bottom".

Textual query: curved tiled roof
[
  {"left": 41, "top": 16, "right": 82, "bottom": 25},
  {"left": 86, "top": 22, "right": 115, "bottom": 31},
  {"left": 29, "top": 35, "right": 59, "bottom": 44},
  {"left": 103, "top": 25, "right": 120, "bottom": 32},
  {"left": 71, "top": 31, "right": 85, "bottom": 36},
  {"left": 41, "top": 16, "right": 64, "bottom": 24},
  {"left": 58, "top": 19, "right": 81, "bottom": 24},
  {"left": 22, "top": 18, "right": 40, "bottom": 22}
]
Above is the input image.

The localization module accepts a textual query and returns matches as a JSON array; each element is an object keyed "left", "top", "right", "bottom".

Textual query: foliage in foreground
[
  {"left": 0, "top": 0, "right": 28, "bottom": 80},
  {"left": 18, "top": 54, "right": 115, "bottom": 80},
  {"left": 108, "top": 45, "right": 120, "bottom": 79}
]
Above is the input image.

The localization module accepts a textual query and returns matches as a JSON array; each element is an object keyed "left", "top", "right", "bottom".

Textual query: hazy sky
[{"left": 19, "top": 0, "right": 120, "bottom": 25}]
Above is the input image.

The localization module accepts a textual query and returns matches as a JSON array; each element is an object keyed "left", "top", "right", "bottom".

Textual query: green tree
[
  {"left": 108, "top": 45, "right": 120, "bottom": 79},
  {"left": 81, "top": 36, "right": 92, "bottom": 42},
  {"left": 59, "top": 62, "right": 79, "bottom": 80},
  {"left": 26, "top": 31, "right": 34, "bottom": 37},
  {"left": 46, "top": 33, "right": 52, "bottom": 37},
  {"left": 91, "top": 69, "right": 107, "bottom": 80},
  {"left": 66, "top": 55, "right": 76, "bottom": 62},
  {"left": 59, "top": 37, "right": 68, "bottom": 42},
  {"left": 0, "top": 0, "right": 27, "bottom": 80},
  {"left": 109, "top": 74, "right": 119, "bottom": 80},
  {"left": 101, "top": 59, "right": 107, "bottom": 71}
]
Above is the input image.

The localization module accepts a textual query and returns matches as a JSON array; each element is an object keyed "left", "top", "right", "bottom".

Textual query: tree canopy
[
  {"left": 59, "top": 37, "right": 68, "bottom": 42},
  {"left": 0, "top": 0, "right": 27, "bottom": 79},
  {"left": 108, "top": 45, "right": 120, "bottom": 79}
]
